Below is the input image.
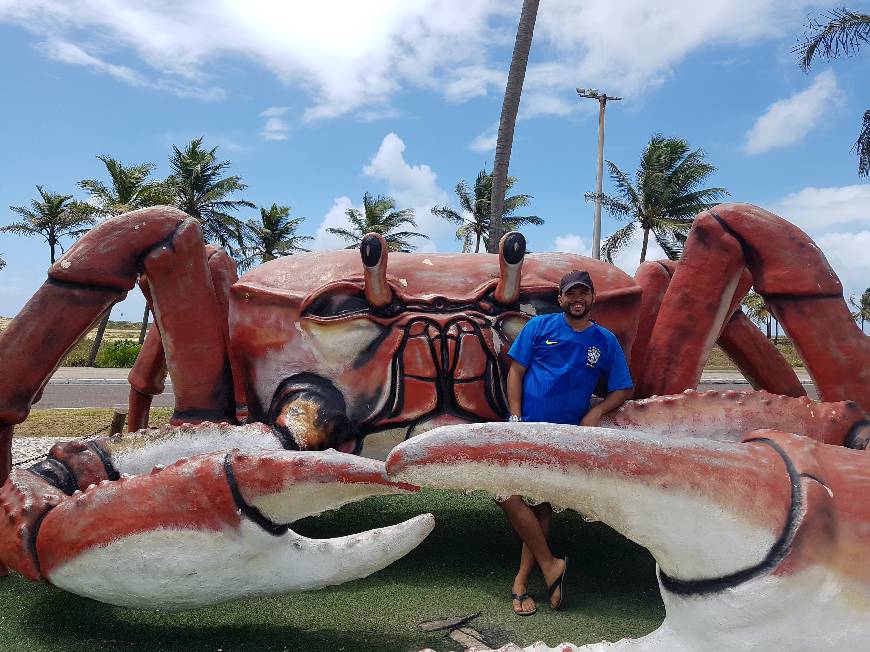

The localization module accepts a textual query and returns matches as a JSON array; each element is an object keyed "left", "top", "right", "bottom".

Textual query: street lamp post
[{"left": 577, "top": 87, "right": 622, "bottom": 260}]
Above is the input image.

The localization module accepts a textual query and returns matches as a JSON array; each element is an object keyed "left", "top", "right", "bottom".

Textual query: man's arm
[
  {"left": 579, "top": 387, "right": 633, "bottom": 427},
  {"left": 507, "top": 359, "right": 527, "bottom": 419}
]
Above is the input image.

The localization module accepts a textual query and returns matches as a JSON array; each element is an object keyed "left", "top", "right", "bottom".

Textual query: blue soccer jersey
[{"left": 507, "top": 313, "right": 633, "bottom": 424}]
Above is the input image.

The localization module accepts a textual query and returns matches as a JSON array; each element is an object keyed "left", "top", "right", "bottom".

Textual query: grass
[
  {"left": 706, "top": 341, "right": 804, "bottom": 369},
  {"left": 13, "top": 408, "right": 174, "bottom": 439},
  {"left": 0, "top": 489, "right": 664, "bottom": 652}
]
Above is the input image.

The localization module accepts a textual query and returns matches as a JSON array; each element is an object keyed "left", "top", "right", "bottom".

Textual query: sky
[{"left": 0, "top": 0, "right": 868, "bottom": 325}]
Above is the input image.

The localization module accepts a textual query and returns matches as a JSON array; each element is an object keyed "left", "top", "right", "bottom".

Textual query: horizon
[{"left": 1, "top": 1, "right": 867, "bottom": 326}]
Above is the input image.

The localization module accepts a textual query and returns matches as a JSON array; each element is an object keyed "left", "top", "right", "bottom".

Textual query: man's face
[{"left": 558, "top": 284, "right": 594, "bottom": 319}]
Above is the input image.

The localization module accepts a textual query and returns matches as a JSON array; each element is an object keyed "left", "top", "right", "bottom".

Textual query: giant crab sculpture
[{"left": 0, "top": 203, "right": 867, "bottom": 648}]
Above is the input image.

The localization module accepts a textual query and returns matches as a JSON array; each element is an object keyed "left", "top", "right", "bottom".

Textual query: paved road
[{"left": 34, "top": 367, "right": 817, "bottom": 409}]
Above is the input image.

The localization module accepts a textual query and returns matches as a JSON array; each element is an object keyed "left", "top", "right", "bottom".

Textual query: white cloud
[
  {"left": 815, "top": 230, "right": 870, "bottom": 302},
  {"left": 773, "top": 184, "right": 870, "bottom": 231},
  {"left": 260, "top": 106, "right": 290, "bottom": 141},
  {"left": 554, "top": 234, "right": 590, "bottom": 256},
  {"left": 769, "top": 183, "right": 870, "bottom": 307},
  {"left": 0, "top": 0, "right": 823, "bottom": 121},
  {"left": 40, "top": 37, "right": 147, "bottom": 85},
  {"left": 468, "top": 124, "right": 498, "bottom": 153},
  {"left": 743, "top": 70, "right": 841, "bottom": 155},
  {"left": 442, "top": 65, "right": 504, "bottom": 102},
  {"left": 363, "top": 132, "right": 449, "bottom": 249},
  {"left": 310, "top": 196, "right": 356, "bottom": 251}
]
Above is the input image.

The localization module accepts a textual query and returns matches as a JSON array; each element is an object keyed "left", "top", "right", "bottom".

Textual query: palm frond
[
  {"left": 855, "top": 108, "right": 870, "bottom": 177},
  {"left": 794, "top": 9, "right": 870, "bottom": 71},
  {"left": 601, "top": 221, "right": 637, "bottom": 263},
  {"left": 584, "top": 191, "right": 632, "bottom": 218}
]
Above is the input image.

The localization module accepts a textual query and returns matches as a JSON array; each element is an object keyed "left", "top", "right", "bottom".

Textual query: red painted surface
[
  {"left": 36, "top": 453, "right": 240, "bottom": 575},
  {"left": 0, "top": 469, "right": 67, "bottom": 580},
  {"left": 718, "top": 310, "right": 806, "bottom": 397},
  {"left": 602, "top": 390, "right": 864, "bottom": 446},
  {"left": 637, "top": 204, "right": 870, "bottom": 412}
]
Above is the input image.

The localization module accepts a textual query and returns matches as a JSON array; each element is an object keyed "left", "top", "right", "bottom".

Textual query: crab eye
[{"left": 304, "top": 290, "right": 370, "bottom": 318}]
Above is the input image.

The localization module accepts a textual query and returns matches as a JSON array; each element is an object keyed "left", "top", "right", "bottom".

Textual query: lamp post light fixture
[{"left": 577, "top": 87, "right": 622, "bottom": 260}]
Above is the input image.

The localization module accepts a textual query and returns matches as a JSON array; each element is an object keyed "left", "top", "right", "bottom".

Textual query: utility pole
[{"left": 577, "top": 88, "right": 622, "bottom": 260}]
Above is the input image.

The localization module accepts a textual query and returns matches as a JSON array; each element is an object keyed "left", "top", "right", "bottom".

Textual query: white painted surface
[
  {"left": 108, "top": 424, "right": 285, "bottom": 475},
  {"left": 48, "top": 514, "right": 434, "bottom": 610},
  {"left": 393, "top": 424, "right": 870, "bottom": 652},
  {"left": 251, "top": 481, "right": 411, "bottom": 523},
  {"left": 393, "top": 425, "right": 780, "bottom": 579}
]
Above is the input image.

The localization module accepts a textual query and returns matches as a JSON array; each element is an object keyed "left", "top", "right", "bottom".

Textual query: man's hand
[
  {"left": 579, "top": 406, "right": 604, "bottom": 427},
  {"left": 580, "top": 387, "right": 633, "bottom": 427}
]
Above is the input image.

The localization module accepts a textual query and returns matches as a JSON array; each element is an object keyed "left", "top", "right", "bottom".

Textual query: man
[{"left": 501, "top": 269, "right": 633, "bottom": 616}]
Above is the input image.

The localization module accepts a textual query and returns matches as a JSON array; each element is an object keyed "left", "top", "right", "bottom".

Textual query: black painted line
[
  {"left": 223, "top": 452, "right": 289, "bottom": 536},
  {"left": 29, "top": 458, "right": 78, "bottom": 496},
  {"left": 88, "top": 441, "right": 120, "bottom": 481},
  {"left": 658, "top": 437, "right": 802, "bottom": 595}
]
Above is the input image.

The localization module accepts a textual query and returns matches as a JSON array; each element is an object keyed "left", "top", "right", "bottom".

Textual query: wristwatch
[{"left": 507, "top": 414, "right": 522, "bottom": 422}]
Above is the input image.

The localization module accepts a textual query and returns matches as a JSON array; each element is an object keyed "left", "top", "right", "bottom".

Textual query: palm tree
[
  {"left": 795, "top": 8, "right": 870, "bottom": 176},
  {"left": 79, "top": 156, "right": 171, "bottom": 358},
  {"left": 432, "top": 169, "right": 543, "bottom": 252},
  {"left": 327, "top": 193, "right": 428, "bottom": 252},
  {"left": 237, "top": 204, "right": 313, "bottom": 271},
  {"left": 488, "top": 0, "right": 540, "bottom": 252},
  {"left": 165, "top": 137, "right": 255, "bottom": 249},
  {"left": 742, "top": 291, "right": 773, "bottom": 339},
  {"left": 78, "top": 155, "right": 170, "bottom": 216},
  {"left": 3, "top": 185, "right": 96, "bottom": 264},
  {"left": 0, "top": 256, "right": 5, "bottom": 270},
  {"left": 590, "top": 135, "right": 728, "bottom": 264},
  {"left": 850, "top": 287, "right": 870, "bottom": 332}
]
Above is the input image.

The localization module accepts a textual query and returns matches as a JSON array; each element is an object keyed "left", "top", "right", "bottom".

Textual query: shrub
[
  {"left": 61, "top": 338, "right": 94, "bottom": 367},
  {"left": 95, "top": 339, "right": 141, "bottom": 368}
]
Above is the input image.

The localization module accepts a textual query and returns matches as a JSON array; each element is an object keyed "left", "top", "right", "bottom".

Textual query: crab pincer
[{"left": 1, "top": 444, "right": 433, "bottom": 610}]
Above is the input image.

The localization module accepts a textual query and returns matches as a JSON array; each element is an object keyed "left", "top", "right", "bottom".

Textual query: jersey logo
[
  {"left": 545, "top": 339, "right": 558, "bottom": 345},
  {"left": 587, "top": 346, "right": 601, "bottom": 368}
]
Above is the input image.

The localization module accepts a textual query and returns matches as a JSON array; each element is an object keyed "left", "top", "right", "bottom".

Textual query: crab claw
[
  {"left": 3, "top": 449, "right": 433, "bottom": 610},
  {"left": 387, "top": 424, "right": 870, "bottom": 651}
]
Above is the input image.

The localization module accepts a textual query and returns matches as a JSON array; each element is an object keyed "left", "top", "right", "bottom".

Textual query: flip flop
[
  {"left": 547, "top": 557, "right": 568, "bottom": 610},
  {"left": 511, "top": 592, "right": 537, "bottom": 616}
]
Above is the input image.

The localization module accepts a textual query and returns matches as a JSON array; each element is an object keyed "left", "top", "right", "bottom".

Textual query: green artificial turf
[{"left": 0, "top": 489, "right": 664, "bottom": 652}]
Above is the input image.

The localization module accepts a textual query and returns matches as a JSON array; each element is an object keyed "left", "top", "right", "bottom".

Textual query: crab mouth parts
[{"left": 370, "top": 315, "right": 506, "bottom": 426}]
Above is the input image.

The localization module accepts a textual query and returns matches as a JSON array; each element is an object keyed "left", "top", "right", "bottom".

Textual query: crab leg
[
  {"left": 717, "top": 310, "right": 807, "bottom": 397},
  {"left": 127, "top": 277, "right": 167, "bottom": 431},
  {"left": 637, "top": 204, "right": 870, "bottom": 411},
  {"left": 1, "top": 431, "right": 433, "bottom": 610},
  {"left": 601, "top": 390, "right": 869, "bottom": 447},
  {"left": 0, "top": 207, "right": 237, "bottom": 484},
  {"left": 127, "top": 244, "right": 243, "bottom": 430}
]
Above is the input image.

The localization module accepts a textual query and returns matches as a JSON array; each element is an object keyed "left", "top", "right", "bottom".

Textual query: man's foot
[
  {"left": 543, "top": 557, "right": 568, "bottom": 610},
  {"left": 511, "top": 586, "right": 537, "bottom": 616}
]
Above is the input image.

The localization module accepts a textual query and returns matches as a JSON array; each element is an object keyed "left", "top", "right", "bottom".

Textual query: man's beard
[{"left": 562, "top": 301, "right": 591, "bottom": 321}]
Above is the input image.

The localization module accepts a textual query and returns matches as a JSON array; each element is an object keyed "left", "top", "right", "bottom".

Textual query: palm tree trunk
[
  {"left": 49, "top": 240, "right": 56, "bottom": 265},
  {"left": 766, "top": 315, "right": 772, "bottom": 340},
  {"left": 639, "top": 228, "right": 650, "bottom": 263},
  {"left": 487, "top": 0, "right": 539, "bottom": 253},
  {"left": 138, "top": 304, "right": 150, "bottom": 345},
  {"left": 88, "top": 308, "right": 112, "bottom": 367},
  {"left": 474, "top": 233, "right": 481, "bottom": 253}
]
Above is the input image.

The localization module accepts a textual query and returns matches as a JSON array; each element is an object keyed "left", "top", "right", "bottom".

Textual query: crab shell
[{"left": 229, "top": 249, "right": 641, "bottom": 458}]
